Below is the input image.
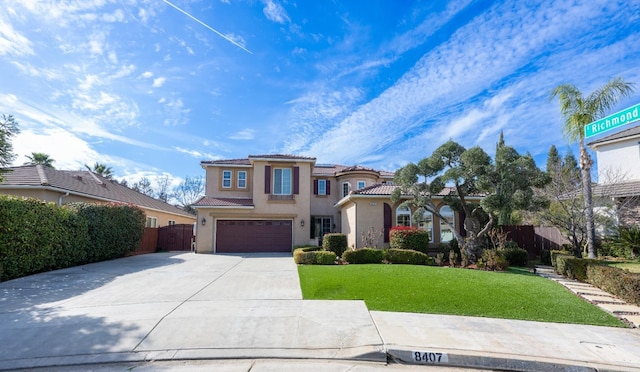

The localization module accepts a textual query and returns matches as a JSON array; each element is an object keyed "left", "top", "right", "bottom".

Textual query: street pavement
[{"left": 0, "top": 252, "right": 639, "bottom": 371}]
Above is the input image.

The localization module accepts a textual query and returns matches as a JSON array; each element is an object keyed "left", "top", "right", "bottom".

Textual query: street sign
[{"left": 585, "top": 102, "right": 640, "bottom": 138}]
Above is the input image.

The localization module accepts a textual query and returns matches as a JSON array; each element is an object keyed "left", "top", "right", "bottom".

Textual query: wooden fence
[
  {"left": 131, "top": 224, "right": 194, "bottom": 255},
  {"left": 499, "top": 225, "right": 569, "bottom": 258}
]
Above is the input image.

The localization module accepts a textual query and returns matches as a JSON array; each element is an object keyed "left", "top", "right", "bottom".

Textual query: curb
[{"left": 385, "top": 347, "right": 640, "bottom": 372}]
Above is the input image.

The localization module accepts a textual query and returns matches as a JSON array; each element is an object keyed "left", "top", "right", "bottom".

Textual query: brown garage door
[{"left": 216, "top": 220, "right": 293, "bottom": 253}]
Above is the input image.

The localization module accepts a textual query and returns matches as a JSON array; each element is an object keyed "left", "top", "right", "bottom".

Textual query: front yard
[{"left": 298, "top": 265, "right": 625, "bottom": 327}]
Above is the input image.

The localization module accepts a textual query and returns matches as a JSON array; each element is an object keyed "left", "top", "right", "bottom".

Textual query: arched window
[
  {"left": 396, "top": 205, "right": 411, "bottom": 226},
  {"left": 419, "top": 210, "right": 434, "bottom": 242},
  {"left": 439, "top": 206, "right": 455, "bottom": 242}
]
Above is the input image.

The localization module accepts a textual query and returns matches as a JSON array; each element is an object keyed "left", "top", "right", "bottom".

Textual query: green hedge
[
  {"left": 384, "top": 248, "right": 434, "bottom": 265},
  {"left": 499, "top": 247, "right": 528, "bottom": 267},
  {"left": 550, "top": 250, "right": 571, "bottom": 268},
  {"left": 294, "top": 247, "right": 336, "bottom": 265},
  {"left": 69, "top": 203, "right": 146, "bottom": 262},
  {"left": 342, "top": 248, "right": 384, "bottom": 264},
  {"left": 389, "top": 226, "right": 430, "bottom": 254},
  {"left": 0, "top": 196, "right": 146, "bottom": 281},
  {"left": 587, "top": 265, "right": 640, "bottom": 306},
  {"left": 322, "top": 233, "right": 348, "bottom": 257}
]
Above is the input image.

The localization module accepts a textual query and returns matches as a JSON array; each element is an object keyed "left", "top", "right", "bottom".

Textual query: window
[
  {"left": 312, "top": 217, "right": 332, "bottom": 239},
  {"left": 146, "top": 217, "right": 157, "bottom": 228},
  {"left": 273, "top": 168, "right": 292, "bottom": 195},
  {"left": 357, "top": 180, "right": 366, "bottom": 190},
  {"left": 168, "top": 220, "right": 176, "bottom": 226},
  {"left": 222, "top": 170, "right": 232, "bottom": 188},
  {"left": 342, "top": 182, "right": 351, "bottom": 198},
  {"left": 439, "top": 206, "right": 455, "bottom": 242},
  {"left": 418, "top": 210, "right": 434, "bottom": 242},
  {"left": 396, "top": 206, "right": 411, "bottom": 226},
  {"left": 318, "top": 179, "right": 327, "bottom": 195},
  {"left": 237, "top": 171, "right": 247, "bottom": 188}
]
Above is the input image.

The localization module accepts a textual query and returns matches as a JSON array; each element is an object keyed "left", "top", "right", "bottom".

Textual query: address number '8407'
[{"left": 413, "top": 351, "right": 449, "bottom": 363}]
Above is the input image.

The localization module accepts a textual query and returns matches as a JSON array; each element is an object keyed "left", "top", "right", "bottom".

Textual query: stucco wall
[{"left": 596, "top": 139, "right": 640, "bottom": 181}]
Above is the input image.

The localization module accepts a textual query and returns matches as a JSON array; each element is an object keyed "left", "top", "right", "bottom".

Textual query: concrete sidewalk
[{"left": 1, "top": 252, "right": 639, "bottom": 371}]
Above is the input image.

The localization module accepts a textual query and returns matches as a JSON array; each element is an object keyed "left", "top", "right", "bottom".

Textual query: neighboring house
[
  {"left": 588, "top": 122, "right": 640, "bottom": 227},
  {"left": 0, "top": 165, "right": 196, "bottom": 227},
  {"left": 192, "top": 154, "right": 468, "bottom": 254}
]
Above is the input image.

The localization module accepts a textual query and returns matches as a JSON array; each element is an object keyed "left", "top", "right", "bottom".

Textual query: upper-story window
[
  {"left": 237, "top": 171, "right": 247, "bottom": 188},
  {"left": 342, "top": 182, "right": 351, "bottom": 198},
  {"left": 222, "top": 170, "right": 232, "bottom": 188},
  {"left": 357, "top": 180, "right": 366, "bottom": 190},
  {"left": 318, "top": 179, "right": 327, "bottom": 195},
  {"left": 396, "top": 205, "right": 411, "bottom": 226},
  {"left": 274, "top": 168, "right": 292, "bottom": 195}
]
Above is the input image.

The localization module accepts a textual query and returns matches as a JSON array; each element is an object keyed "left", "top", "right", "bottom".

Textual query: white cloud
[
  {"left": 140, "top": 71, "right": 153, "bottom": 79},
  {"left": 262, "top": 0, "right": 289, "bottom": 24},
  {"left": 153, "top": 77, "right": 166, "bottom": 87},
  {"left": 174, "top": 146, "right": 217, "bottom": 159},
  {"left": 229, "top": 129, "right": 255, "bottom": 140},
  {"left": 0, "top": 13, "right": 34, "bottom": 56}
]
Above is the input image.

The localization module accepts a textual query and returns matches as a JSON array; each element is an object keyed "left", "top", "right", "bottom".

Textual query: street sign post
[{"left": 585, "top": 102, "right": 640, "bottom": 138}]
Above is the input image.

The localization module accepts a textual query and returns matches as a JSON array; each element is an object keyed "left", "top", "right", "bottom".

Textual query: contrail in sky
[{"left": 162, "top": 0, "right": 253, "bottom": 54}]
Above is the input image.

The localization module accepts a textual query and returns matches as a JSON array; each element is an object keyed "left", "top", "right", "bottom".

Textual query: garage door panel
[{"left": 216, "top": 220, "right": 292, "bottom": 253}]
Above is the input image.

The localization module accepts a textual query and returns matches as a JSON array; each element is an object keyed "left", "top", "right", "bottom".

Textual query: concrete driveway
[{"left": 0, "top": 253, "right": 384, "bottom": 370}]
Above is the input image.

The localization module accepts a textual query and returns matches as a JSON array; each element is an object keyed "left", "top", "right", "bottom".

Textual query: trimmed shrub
[
  {"left": 322, "top": 233, "right": 348, "bottom": 257},
  {"left": 499, "top": 247, "right": 528, "bottom": 267},
  {"left": 385, "top": 248, "right": 434, "bottom": 265},
  {"left": 550, "top": 250, "right": 571, "bottom": 268},
  {"left": 587, "top": 264, "right": 640, "bottom": 305},
  {"left": 389, "top": 226, "right": 430, "bottom": 254},
  {"left": 562, "top": 258, "right": 601, "bottom": 282},
  {"left": 294, "top": 247, "right": 335, "bottom": 265},
  {"left": 478, "top": 249, "right": 508, "bottom": 271},
  {"left": 342, "top": 248, "right": 384, "bottom": 264}
]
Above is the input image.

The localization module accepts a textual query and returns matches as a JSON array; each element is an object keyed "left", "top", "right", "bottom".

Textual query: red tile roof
[
  {"left": 351, "top": 184, "right": 469, "bottom": 197},
  {"left": 0, "top": 165, "right": 195, "bottom": 218},
  {"left": 248, "top": 154, "right": 316, "bottom": 161},
  {"left": 192, "top": 197, "right": 254, "bottom": 207}
]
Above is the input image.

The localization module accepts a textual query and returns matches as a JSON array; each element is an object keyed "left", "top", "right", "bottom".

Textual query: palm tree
[
  {"left": 551, "top": 77, "right": 635, "bottom": 258},
  {"left": 24, "top": 152, "right": 55, "bottom": 168},
  {"left": 85, "top": 162, "right": 114, "bottom": 179}
]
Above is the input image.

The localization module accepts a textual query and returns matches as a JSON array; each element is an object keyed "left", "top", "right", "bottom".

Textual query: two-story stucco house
[
  {"left": 588, "top": 123, "right": 640, "bottom": 226},
  {"left": 193, "top": 154, "right": 465, "bottom": 254}
]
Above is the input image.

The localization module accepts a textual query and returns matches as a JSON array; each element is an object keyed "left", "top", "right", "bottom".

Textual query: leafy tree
[
  {"left": 551, "top": 77, "right": 635, "bottom": 258},
  {"left": 488, "top": 132, "right": 549, "bottom": 225},
  {"left": 0, "top": 114, "right": 20, "bottom": 181},
  {"left": 132, "top": 177, "right": 154, "bottom": 196},
  {"left": 393, "top": 136, "right": 548, "bottom": 263},
  {"left": 85, "top": 162, "right": 114, "bottom": 179},
  {"left": 173, "top": 175, "right": 204, "bottom": 214},
  {"left": 24, "top": 152, "right": 55, "bottom": 168}
]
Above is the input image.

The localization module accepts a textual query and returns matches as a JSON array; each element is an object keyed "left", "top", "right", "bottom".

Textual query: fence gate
[{"left": 158, "top": 224, "right": 194, "bottom": 251}]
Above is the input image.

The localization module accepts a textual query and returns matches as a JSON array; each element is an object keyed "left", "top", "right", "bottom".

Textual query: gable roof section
[
  {"left": 0, "top": 165, "right": 194, "bottom": 218},
  {"left": 593, "top": 180, "right": 640, "bottom": 198},
  {"left": 312, "top": 164, "right": 394, "bottom": 179},
  {"left": 334, "top": 183, "right": 476, "bottom": 208},
  {"left": 588, "top": 123, "right": 640, "bottom": 149}
]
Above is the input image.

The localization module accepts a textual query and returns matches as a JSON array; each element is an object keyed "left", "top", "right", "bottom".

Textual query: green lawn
[
  {"left": 298, "top": 265, "right": 625, "bottom": 327},
  {"left": 607, "top": 261, "right": 640, "bottom": 273}
]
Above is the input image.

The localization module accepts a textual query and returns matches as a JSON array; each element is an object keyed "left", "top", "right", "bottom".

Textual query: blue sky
[{"left": 1, "top": 0, "right": 639, "bottom": 190}]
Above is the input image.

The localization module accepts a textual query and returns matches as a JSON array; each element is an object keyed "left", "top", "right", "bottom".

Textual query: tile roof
[
  {"left": 202, "top": 158, "right": 251, "bottom": 166},
  {"left": 351, "top": 184, "right": 462, "bottom": 197},
  {"left": 248, "top": 154, "right": 316, "bottom": 161},
  {"left": 593, "top": 180, "right": 640, "bottom": 198},
  {"left": 0, "top": 165, "right": 195, "bottom": 218},
  {"left": 192, "top": 197, "right": 254, "bottom": 207},
  {"left": 588, "top": 123, "right": 640, "bottom": 147},
  {"left": 312, "top": 164, "right": 395, "bottom": 178}
]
